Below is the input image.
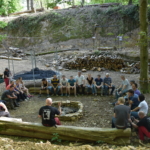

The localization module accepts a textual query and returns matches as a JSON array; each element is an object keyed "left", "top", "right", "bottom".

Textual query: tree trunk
[
  {"left": 0, "top": 118, "right": 131, "bottom": 145},
  {"left": 30, "top": 0, "right": 34, "bottom": 11},
  {"left": 139, "top": 0, "right": 150, "bottom": 93},
  {"left": 128, "top": 0, "right": 132, "bottom": 5},
  {"left": 27, "top": 0, "right": 30, "bottom": 10}
]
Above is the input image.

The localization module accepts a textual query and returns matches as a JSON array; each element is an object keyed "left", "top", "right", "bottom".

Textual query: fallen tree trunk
[
  {"left": 0, "top": 118, "right": 131, "bottom": 145},
  {"left": 0, "top": 56, "right": 22, "bottom": 61},
  {"left": 9, "top": 8, "right": 44, "bottom": 15}
]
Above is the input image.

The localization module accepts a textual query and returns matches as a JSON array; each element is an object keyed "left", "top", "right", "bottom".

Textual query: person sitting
[
  {"left": 115, "top": 75, "right": 131, "bottom": 100},
  {"left": 39, "top": 78, "right": 49, "bottom": 97},
  {"left": 60, "top": 75, "right": 68, "bottom": 96},
  {"left": 95, "top": 74, "right": 103, "bottom": 96},
  {"left": 126, "top": 89, "right": 140, "bottom": 110},
  {"left": 112, "top": 97, "right": 130, "bottom": 129},
  {"left": 103, "top": 73, "right": 115, "bottom": 96},
  {"left": 131, "top": 94, "right": 148, "bottom": 119},
  {"left": 1, "top": 86, "right": 19, "bottom": 110},
  {"left": 18, "top": 77, "right": 33, "bottom": 98},
  {"left": 132, "top": 83, "right": 141, "bottom": 96},
  {"left": 38, "top": 98, "right": 61, "bottom": 127},
  {"left": 48, "top": 75, "right": 60, "bottom": 96},
  {"left": 0, "top": 102, "right": 10, "bottom": 117},
  {"left": 86, "top": 73, "right": 96, "bottom": 95},
  {"left": 68, "top": 76, "right": 76, "bottom": 97},
  {"left": 75, "top": 71, "right": 85, "bottom": 95},
  {"left": 130, "top": 80, "right": 135, "bottom": 86},
  {"left": 129, "top": 111, "right": 150, "bottom": 141}
]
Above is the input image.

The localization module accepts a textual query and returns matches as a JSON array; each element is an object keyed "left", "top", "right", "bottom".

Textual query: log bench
[
  {"left": 29, "top": 87, "right": 103, "bottom": 95},
  {"left": 0, "top": 117, "right": 131, "bottom": 145}
]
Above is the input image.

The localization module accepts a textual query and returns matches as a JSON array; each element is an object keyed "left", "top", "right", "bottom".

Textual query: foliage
[
  {"left": 93, "top": 50, "right": 101, "bottom": 55},
  {"left": 51, "top": 133, "right": 62, "bottom": 143},
  {"left": 0, "top": 0, "right": 21, "bottom": 16},
  {"left": 0, "top": 21, "right": 7, "bottom": 42}
]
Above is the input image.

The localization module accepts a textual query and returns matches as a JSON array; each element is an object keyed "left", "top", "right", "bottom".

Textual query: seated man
[
  {"left": 131, "top": 94, "right": 148, "bottom": 119},
  {"left": 132, "top": 83, "right": 141, "bottom": 96},
  {"left": 60, "top": 75, "right": 68, "bottom": 96},
  {"left": 86, "top": 73, "right": 96, "bottom": 95},
  {"left": 103, "top": 73, "right": 115, "bottom": 96},
  {"left": 130, "top": 80, "right": 135, "bottom": 86},
  {"left": 129, "top": 111, "right": 150, "bottom": 141},
  {"left": 95, "top": 74, "right": 103, "bottom": 96},
  {"left": 68, "top": 76, "right": 76, "bottom": 97},
  {"left": 48, "top": 75, "right": 60, "bottom": 96},
  {"left": 126, "top": 89, "right": 140, "bottom": 110},
  {"left": 38, "top": 98, "right": 61, "bottom": 127},
  {"left": 115, "top": 75, "right": 131, "bottom": 100},
  {"left": 0, "top": 102, "right": 10, "bottom": 117},
  {"left": 75, "top": 71, "right": 85, "bottom": 95},
  {"left": 112, "top": 97, "right": 130, "bottom": 129},
  {"left": 39, "top": 78, "right": 49, "bottom": 97},
  {"left": 1, "top": 86, "right": 18, "bottom": 110}
]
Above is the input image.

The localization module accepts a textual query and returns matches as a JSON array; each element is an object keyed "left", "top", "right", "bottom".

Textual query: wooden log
[
  {"left": 0, "top": 118, "right": 131, "bottom": 145},
  {"left": 0, "top": 56, "right": 22, "bottom": 61}
]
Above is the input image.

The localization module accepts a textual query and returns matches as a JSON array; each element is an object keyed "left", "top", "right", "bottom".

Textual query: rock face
[{"left": 1, "top": 5, "right": 139, "bottom": 53}]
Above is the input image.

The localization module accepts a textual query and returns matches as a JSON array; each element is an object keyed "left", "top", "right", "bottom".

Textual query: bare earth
[{"left": 0, "top": 57, "right": 150, "bottom": 128}]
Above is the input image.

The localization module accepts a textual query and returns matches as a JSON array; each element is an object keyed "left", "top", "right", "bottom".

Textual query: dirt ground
[{"left": 0, "top": 56, "right": 150, "bottom": 128}]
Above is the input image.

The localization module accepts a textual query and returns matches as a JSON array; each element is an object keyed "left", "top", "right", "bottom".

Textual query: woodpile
[{"left": 64, "top": 55, "right": 125, "bottom": 71}]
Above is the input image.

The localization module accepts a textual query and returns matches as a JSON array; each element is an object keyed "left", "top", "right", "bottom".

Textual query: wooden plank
[{"left": 0, "top": 118, "right": 131, "bottom": 145}]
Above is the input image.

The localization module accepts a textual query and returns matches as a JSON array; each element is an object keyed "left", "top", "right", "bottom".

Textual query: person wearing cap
[
  {"left": 38, "top": 98, "right": 61, "bottom": 127},
  {"left": 103, "top": 73, "right": 115, "bottom": 96}
]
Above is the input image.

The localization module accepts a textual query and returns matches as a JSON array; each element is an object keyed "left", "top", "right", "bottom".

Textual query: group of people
[
  {"left": 39, "top": 71, "right": 115, "bottom": 97},
  {"left": 112, "top": 77, "right": 150, "bottom": 142},
  {"left": 1, "top": 76, "right": 32, "bottom": 111}
]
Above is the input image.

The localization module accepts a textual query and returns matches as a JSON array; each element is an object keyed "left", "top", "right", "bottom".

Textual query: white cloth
[
  {"left": 60, "top": 78, "right": 68, "bottom": 86},
  {"left": 138, "top": 100, "right": 148, "bottom": 115},
  {"left": 122, "top": 79, "right": 131, "bottom": 90},
  {"left": 75, "top": 75, "right": 85, "bottom": 85}
]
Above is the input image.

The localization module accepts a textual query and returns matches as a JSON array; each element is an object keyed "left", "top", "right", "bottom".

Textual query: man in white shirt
[
  {"left": 60, "top": 75, "right": 68, "bottom": 96},
  {"left": 131, "top": 94, "right": 148, "bottom": 119},
  {"left": 115, "top": 75, "right": 131, "bottom": 100},
  {"left": 75, "top": 71, "right": 85, "bottom": 95}
]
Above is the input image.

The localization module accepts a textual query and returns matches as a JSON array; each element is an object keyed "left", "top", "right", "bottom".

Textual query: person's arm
[
  {"left": 0, "top": 102, "right": 8, "bottom": 112},
  {"left": 74, "top": 81, "right": 76, "bottom": 87},
  {"left": 114, "top": 113, "right": 116, "bottom": 118},
  {"left": 58, "top": 102, "right": 61, "bottom": 115},
  {"left": 38, "top": 108, "right": 42, "bottom": 118},
  {"left": 128, "top": 119, "right": 138, "bottom": 128},
  {"left": 131, "top": 107, "right": 140, "bottom": 112},
  {"left": 7, "top": 94, "right": 15, "bottom": 99}
]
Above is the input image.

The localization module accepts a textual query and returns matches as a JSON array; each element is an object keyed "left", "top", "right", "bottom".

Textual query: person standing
[
  {"left": 75, "top": 71, "right": 85, "bottom": 95},
  {"left": 103, "top": 73, "right": 115, "bottom": 96},
  {"left": 48, "top": 75, "right": 60, "bottom": 96},
  {"left": 115, "top": 75, "right": 131, "bottom": 100},
  {"left": 95, "top": 75, "right": 103, "bottom": 96},
  {"left": 112, "top": 97, "right": 130, "bottom": 129},
  {"left": 129, "top": 111, "right": 150, "bottom": 141},
  {"left": 60, "top": 75, "right": 68, "bottom": 96},
  {"left": 38, "top": 98, "right": 61, "bottom": 127},
  {"left": 68, "top": 76, "right": 76, "bottom": 97},
  {"left": 131, "top": 94, "right": 148, "bottom": 119},
  {"left": 3, "top": 68, "right": 11, "bottom": 87}
]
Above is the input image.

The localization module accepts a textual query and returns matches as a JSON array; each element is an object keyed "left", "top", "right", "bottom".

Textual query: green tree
[{"left": 139, "top": 0, "right": 150, "bottom": 93}]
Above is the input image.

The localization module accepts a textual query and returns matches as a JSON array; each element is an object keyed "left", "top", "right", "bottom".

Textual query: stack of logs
[{"left": 64, "top": 55, "right": 125, "bottom": 71}]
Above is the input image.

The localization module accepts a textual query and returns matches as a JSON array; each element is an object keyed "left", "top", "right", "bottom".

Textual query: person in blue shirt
[
  {"left": 103, "top": 73, "right": 115, "bottom": 96},
  {"left": 95, "top": 75, "right": 103, "bottom": 96},
  {"left": 68, "top": 76, "right": 76, "bottom": 97},
  {"left": 126, "top": 89, "right": 140, "bottom": 110}
]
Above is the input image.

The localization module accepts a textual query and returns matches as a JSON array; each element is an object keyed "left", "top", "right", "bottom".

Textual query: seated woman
[
  {"left": 86, "top": 73, "right": 96, "bottom": 95},
  {"left": 131, "top": 94, "right": 148, "bottom": 119},
  {"left": 39, "top": 78, "right": 49, "bottom": 97},
  {"left": 18, "top": 77, "right": 33, "bottom": 98}
]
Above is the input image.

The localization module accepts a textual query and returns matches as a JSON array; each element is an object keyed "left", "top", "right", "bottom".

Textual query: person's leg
[
  {"left": 4, "top": 78, "right": 9, "bottom": 87},
  {"left": 68, "top": 87, "right": 70, "bottom": 96},
  {"left": 138, "top": 126, "right": 150, "bottom": 141},
  {"left": 74, "top": 87, "right": 76, "bottom": 96},
  {"left": 60, "top": 86, "right": 63, "bottom": 96},
  {"left": 9, "top": 99, "right": 16, "bottom": 110},
  {"left": 56, "top": 86, "right": 60, "bottom": 95},
  {"left": 112, "top": 117, "right": 116, "bottom": 128},
  {"left": 0, "top": 111, "right": 10, "bottom": 117},
  {"left": 92, "top": 84, "right": 96, "bottom": 94},
  {"left": 86, "top": 85, "right": 90, "bottom": 94},
  {"left": 54, "top": 117, "right": 61, "bottom": 125},
  {"left": 81, "top": 84, "right": 85, "bottom": 95},
  {"left": 49, "top": 86, "right": 54, "bottom": 95},
  {"left": 110, "top": 85, "right": 115, "bottom": 95},
  {"left": 130, "top": 111, "right": 139, "bottom": 119},
  {"left": 76, "top": 85, "right": 79, "bottom": 94},
  {"left": 65, "top": 87, "right": 67, "bottom": 95},
  {"left": 101, "top": 86, "right": 103, "bottom": 96},
  {"left": 104, "top": 85, "right": 109, "bottom": 95}
]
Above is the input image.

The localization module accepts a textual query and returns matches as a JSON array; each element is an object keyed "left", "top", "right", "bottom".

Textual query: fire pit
[{"left": 52, "top": 100, "right": 83, "bottom": 121}]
